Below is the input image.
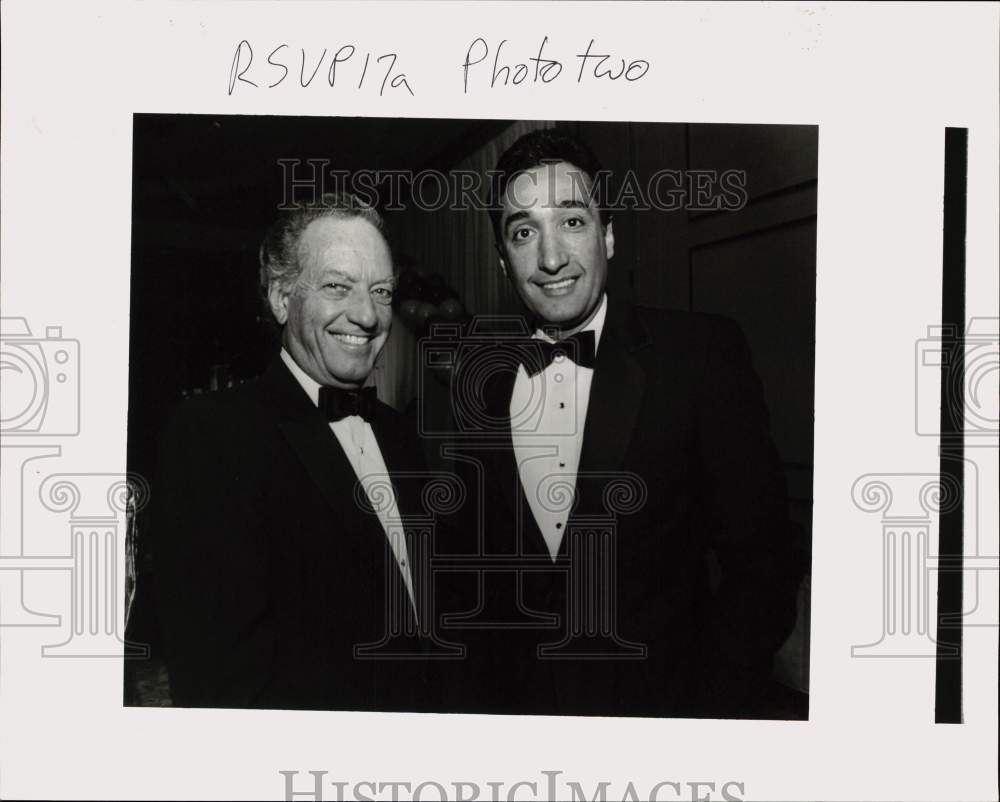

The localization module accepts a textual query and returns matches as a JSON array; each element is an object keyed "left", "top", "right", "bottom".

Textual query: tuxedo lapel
[
  {"left": 482, "top": 359, "right": 523, "bottom": 520},
  {"left": 369, "top": 411, "right": 410, "bottom": 481},
  {"left": 261, "top": 358, "right": 367, "bottom": 522},
  {"left": 367, "top": 409, "right": 429, "bottom": 625},
  {"left": 577, "top": 300, "right": 649, "bottom": 477},
  {"left": 368, "top": 409, "right": 423, "bottom": 521},
  {"left": 265, "top": 359, "right": 419, "bottom": 626},
  {"left": 476, "top": 345, "right": 554, "bottom": 556}
]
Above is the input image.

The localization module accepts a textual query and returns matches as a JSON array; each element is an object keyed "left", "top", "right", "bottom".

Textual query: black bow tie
[
  {"left": 521, "top": 329, "right": 597, "bottom": 377},
  {"left": 318, "top": 385, "right": 378, "bottom": 422}
]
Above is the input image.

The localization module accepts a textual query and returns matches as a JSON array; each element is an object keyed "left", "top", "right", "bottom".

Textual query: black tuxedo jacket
[
  {"left": 446, "top": 300, "right": 806, "bottom": 718},
  {"left": 152, "top": 356, "right": 435, "bottom": 711}
]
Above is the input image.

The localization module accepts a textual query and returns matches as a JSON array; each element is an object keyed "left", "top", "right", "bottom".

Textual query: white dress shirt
[
  {"left": 510, "top": 294, "right": 607, "bottom": 561},
  {"left": 280, "top": 349, "right": 417, "bottom": 615}
]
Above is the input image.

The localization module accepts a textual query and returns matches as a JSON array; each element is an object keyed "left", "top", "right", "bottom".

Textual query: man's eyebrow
[
  {"left": 557, "top": 199, "right": 592, "bottom": 212},
  {"left": 502, "top": 209, "right": 530, "bottom": 236},
  {"left": 503, "top": 200, "right": 594, "bottom": 231},
  {"left": 315, "top": 269, "right": 355, "bottom": 283}
]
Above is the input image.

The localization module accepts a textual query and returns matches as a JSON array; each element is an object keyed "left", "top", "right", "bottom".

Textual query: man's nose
[
  {"left": 537, "top": 230, "right": 569, "bottom": 274},
  {"left": 346, "top": 288, "right": 378, "bottom": 330}
]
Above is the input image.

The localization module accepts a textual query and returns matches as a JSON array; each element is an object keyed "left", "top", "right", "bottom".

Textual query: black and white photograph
[
  {"left": 123, "top": 115, "right": 817, "bottom": 720},
  {"left": 1, "top": 3, "right": 997, "bottom": 801}
]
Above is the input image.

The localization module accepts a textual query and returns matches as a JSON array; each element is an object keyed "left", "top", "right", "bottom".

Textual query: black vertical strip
[
  {"left": 627, "top": 122, "right": 637, "bottom": 301},
  {"left": 685, "top": 123, "right": 693, "bottom": 312},
  {"left": 935, "top": 127, "right": 967, "bottom": 724}
]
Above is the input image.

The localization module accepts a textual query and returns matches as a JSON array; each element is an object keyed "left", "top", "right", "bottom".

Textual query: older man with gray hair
[{"left": 153, "top": 193, "right": 435, "bottom": 710}]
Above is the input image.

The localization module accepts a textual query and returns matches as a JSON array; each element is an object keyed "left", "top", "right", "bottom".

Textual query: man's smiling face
[
  {"left": 499, "top": 160, "right": 614, "bottom": 333},
  {"left": 269, "top": 216, "right": 394, "bottom": 388}
]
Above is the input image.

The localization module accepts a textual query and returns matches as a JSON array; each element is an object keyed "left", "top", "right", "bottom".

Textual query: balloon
[
  {"left": 439, "top": 297, "right": 466, "bottom": 320},
  {"left": 397, "top": 269, "right": 421, "bottom": 298},
  {"left": 416, "top": 302, "right": 438, "bottom": 325},
  {"left": 399, "top": 299, "right": 420, "bottom": 324}
]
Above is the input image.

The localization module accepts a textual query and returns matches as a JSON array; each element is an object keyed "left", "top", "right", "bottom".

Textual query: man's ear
[
  {"left": 495, "top": 241, "right": 509, "bottom": 280},
  {"left": 267, "top": 281, "right": 290, "bottom": 326},
  {"left": 604, "top": 220, "right": 615, "bottom": 260}
]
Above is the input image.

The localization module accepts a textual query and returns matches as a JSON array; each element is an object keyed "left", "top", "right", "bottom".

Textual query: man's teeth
[
  {"left": 541, "top": 278, "right": 576, "bottom": 289},
  {"left": 332, "top": 333, "right": 370, "bottom": 345}
]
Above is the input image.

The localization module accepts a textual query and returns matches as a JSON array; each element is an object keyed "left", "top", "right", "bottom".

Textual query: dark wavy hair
[{"left": 488, "top": 129, "right": 608, "bottom": 245}]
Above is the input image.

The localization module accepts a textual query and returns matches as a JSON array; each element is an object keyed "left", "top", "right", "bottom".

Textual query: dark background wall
[
  {"left": 566, "top": 120, "right": 817, "bottom": 556},
  {"left": 564, "top": 122, "right": 817, "bottom": 693}
]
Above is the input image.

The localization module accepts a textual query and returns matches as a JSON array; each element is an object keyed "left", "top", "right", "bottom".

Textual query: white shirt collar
[
  {"left": 280, "top": 348, "right": 322, "bottom": 407},
  {"left": 535, "top": 292, "right": 608, "bottom": 351}
]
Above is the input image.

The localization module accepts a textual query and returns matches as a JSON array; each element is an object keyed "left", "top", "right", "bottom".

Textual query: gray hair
[{"left": 258, "top": 192, "right": 386, "bottom": 319}]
